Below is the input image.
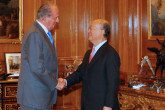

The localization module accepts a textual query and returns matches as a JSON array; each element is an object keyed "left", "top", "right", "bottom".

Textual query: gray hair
[
  {"left": 37, "top": 1, "right": 56, "bottom": 19},
  {"left": 92, "top": 19, "right": 111, "bottom": 38}
]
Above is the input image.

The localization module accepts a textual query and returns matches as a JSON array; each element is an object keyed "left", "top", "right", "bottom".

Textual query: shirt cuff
[{"left": 64, "top": 79, "right": 67, "bottom": 86}]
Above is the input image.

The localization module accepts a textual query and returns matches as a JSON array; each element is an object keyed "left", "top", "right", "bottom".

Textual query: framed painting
[
  {"left": 148, "top": 0, "right": 165, "bottom": 40},
  {"left": 5, "top": 53, "right": 21, "bottom": 76},
  {"left": 0, "top": 0, "right": 23, "bottom": 43}
]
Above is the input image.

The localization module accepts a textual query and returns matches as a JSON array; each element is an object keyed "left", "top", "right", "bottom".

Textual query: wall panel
[
  {"left": 140, "top": 0, "right": 163, "bottom": 77},
  {"left": 117, "top": 0, "right": 165, "bottom": 80},
  {"left": 0, "top": 0, "right": 163, "bottom": 109}
]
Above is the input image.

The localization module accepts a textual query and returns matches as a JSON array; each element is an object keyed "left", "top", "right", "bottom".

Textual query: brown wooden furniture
[
  {"left": 0, "top": 79, "right": 81, "bottom": 110},
  {"left": 0, "top": 79, "right": 19, "bottom": 110},
  {"left": 118, "top": 84, "right": 165, "bottom": 110},
  {"left": 1, "top": 80, "right": 165, "bottom": 110}
]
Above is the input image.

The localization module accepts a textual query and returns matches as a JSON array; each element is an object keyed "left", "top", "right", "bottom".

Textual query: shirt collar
[
  {"left": 93, "top": 40, "right": 107, "bottom": 55},
  {"left": 36, "top": 20, "right": 49, "bottom": 35}
]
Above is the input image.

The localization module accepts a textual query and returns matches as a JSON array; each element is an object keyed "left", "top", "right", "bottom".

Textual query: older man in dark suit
[
  {"left": 17, "top": 1, "right": 65, "bottom": 110},
  {"left": 58, "top": 19, "right": 120, "bottom": 110}
]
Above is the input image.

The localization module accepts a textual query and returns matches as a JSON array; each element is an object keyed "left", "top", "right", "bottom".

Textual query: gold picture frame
[
  {"left": 0, "top": 0, "right": 23, "bottom": 43},
  {"left": 148, "top": 0, "right": 165, "bottom": 40},
  {"left": 5, "top": 53, "right": 21, "bottom": 76}
]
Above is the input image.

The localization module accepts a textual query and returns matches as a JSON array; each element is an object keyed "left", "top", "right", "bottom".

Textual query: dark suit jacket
[
  {"left": 17, "top": 21, "right": 58, "bottom": 109},
  {"left": 66, "top": 42, "right": 120, "bottom": 110}
]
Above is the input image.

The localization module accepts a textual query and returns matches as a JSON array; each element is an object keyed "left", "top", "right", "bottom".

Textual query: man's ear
[
  {"left": 43, "top": 16, "right": 48, "bottom": 23},
  {"left": 102, "top": 30, "right": 106, "bottom": 37},
  {"left": 43, "top": 16, "right": 50, "bottom": 23}
]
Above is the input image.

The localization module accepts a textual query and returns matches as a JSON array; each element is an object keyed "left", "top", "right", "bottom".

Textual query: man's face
[
  {"left": 88, "top": 24, "right": 103, "bottom": 44},
  {"left": 46, "top": 6, "right": 59, "bottom": 30}
]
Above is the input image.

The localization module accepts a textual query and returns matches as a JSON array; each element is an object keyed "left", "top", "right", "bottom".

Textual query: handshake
[{"left": 56, "top": 78, "right": 67, "bottom": 90}]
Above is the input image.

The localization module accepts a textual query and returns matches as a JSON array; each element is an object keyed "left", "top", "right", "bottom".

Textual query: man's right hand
[{"left": 56, "top": 78, "right": 66, "bottom": 90}]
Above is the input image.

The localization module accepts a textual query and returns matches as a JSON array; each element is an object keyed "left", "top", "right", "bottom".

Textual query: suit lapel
[
  {"left": 88, "top": 42, "right": 109, "bottom": 68},
  {"left": 34, "top": 22, "right": 57, "bottom": 55}
]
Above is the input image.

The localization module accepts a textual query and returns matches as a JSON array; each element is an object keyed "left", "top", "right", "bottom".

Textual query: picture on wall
[
  {"left": 5, "top": 53, "right": 21, "bottom": 76},
  {"left": 148, "top": 0, "right": 165, "bottom": 40},
  {"left": 151, "top": 0, "right": 165, "bottom": 35},
  {"left": 0, "top": 0, "right": 20, "bottom": 39}
]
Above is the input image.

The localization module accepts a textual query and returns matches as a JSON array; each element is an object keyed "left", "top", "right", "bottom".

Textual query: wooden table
[{"left": 118, "top": 84, "right": 165, "bottom": 110}]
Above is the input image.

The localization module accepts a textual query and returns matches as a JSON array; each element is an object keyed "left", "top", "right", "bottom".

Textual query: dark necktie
[{"left": 47, "top": 31, "right": 55, "bottom": 48}]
